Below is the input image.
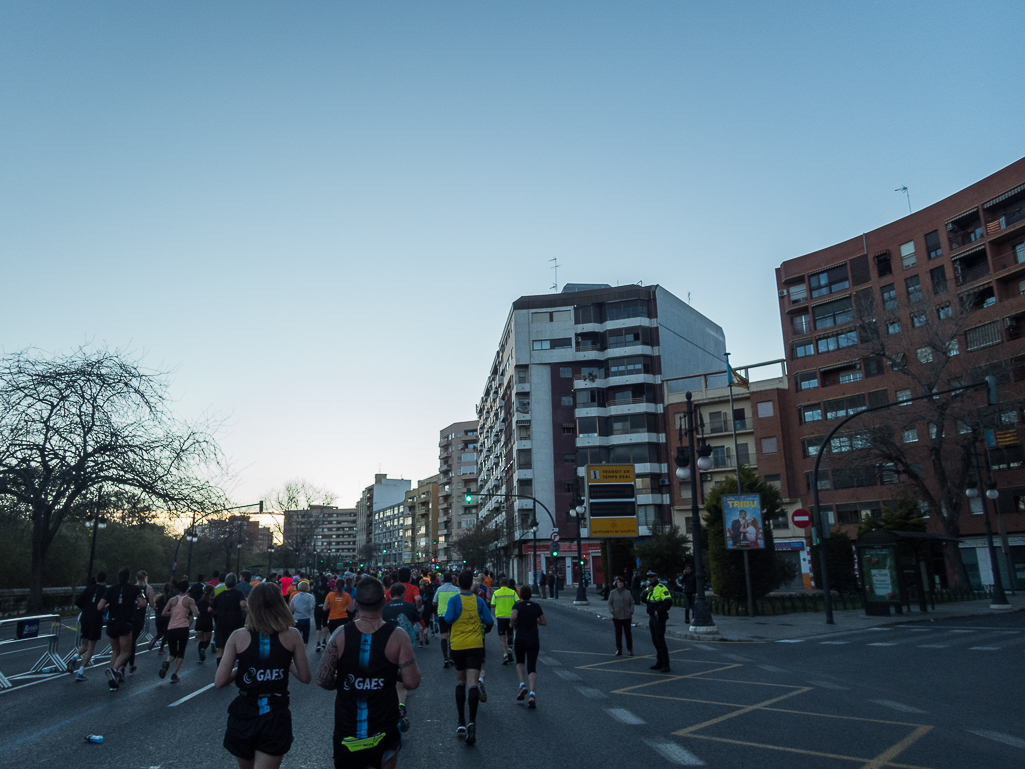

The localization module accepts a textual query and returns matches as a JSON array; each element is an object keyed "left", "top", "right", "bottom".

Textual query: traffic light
[
  {"left": 464, "top": 493, "right": 474, "bottom": 504},
  {"left": 382, "top": 549, "right": 387, "bottom": 554},
  {"left": 551, "top": 545, "right": 559, "bottom": 558},
  {"left": 578, "top": 558, "right": 586, "bottom": 566},
  {"left": 462, "top": 559, "right": 467, "bottom": 564}
]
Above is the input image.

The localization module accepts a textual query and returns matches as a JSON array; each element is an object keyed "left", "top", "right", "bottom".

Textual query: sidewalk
[{"left": 543, "top": 587, "right": 1025, "bottom": 643}]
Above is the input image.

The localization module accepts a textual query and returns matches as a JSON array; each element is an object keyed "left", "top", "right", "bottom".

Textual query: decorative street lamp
[
  {"left": 84, "top": 506, "right": 107, "bottom": 584},
  {"left": 267, "top": 545, "right": 276, "bottom": 576},
  {"left": 185, "top": 528, "right": 199, "bottom": 577},
  {"left": 965, "top": 480, "right": 1011, "bottom": 609},
  {"left": 569, "top": 503, "right": 589, "bottom": 605},
  {"left": 674, "top": 391, "right": 718, "bottom": 635}
]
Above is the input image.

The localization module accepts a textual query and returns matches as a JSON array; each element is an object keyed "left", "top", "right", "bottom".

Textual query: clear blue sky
[{"left": 2, "top": 2, "right": 1022, "bottom": 510}]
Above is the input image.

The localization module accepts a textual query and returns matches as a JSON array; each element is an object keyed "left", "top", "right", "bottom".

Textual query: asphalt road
[{"left": 1, "top": 602, "right": 1023, "bottom": 768}]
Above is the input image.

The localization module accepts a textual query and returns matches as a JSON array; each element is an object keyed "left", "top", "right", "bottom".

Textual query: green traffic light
[{"left": 464, "top": 493, "right": 473, "bottom": 503}]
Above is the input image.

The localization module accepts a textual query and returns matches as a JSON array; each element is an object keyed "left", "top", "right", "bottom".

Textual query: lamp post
[
  {"left": 267, "top": 545, "right": 275, "bottom": 577},
  {"left": 531, "top": 519, "right": 539, "bottom": 593},
  {"left": 569, "top": 503, "right": 589, "bottom": 605},
  {"left": 674, "top": 391, "right": 718, "bottom": 634},
  {"left": 966, "top": 475, "right": 1011, "bottom": 609},
  {"left": 185, "top": 528, "right": 199, "bottom": 577},
  {"left": 236, "top": 542, "right": 243, "bottom": 574},
  {"left": 84, "top": 490, "right": 107, "bottom": 584}
]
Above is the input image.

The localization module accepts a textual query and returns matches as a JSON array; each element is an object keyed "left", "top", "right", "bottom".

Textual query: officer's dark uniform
[{"left": 642, "top": 572, "right": 672, "bottom": 672}]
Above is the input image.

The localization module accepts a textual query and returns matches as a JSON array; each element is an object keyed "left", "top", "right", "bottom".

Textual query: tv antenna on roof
[
  {"left": 896, "top": 186, "right": 911, "bottom": 214},
  {"left": 549, "top": 258, "right": 559, "bottom": 292}
]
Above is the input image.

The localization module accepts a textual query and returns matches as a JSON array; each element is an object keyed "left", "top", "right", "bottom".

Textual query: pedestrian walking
[
  {"left": 630, "top": 569, "right": 642, "bottom": 603},
  {"left": 511, "top": 584, "right": 546, "bottom": 708},
  {"left": 641, "top": 570, "right": 672, "bottom": 673},
  {"left": 68, "top": 572, "right": 107, "bottom": 681},
  {"left": 547, "top": 571, "right": 557, "bottom": 599},
  {"left": 607, "top": 576, "right": 634, "bottom": 656},
  {"left": 211, "top": 573, "right": 248, "bottom": 667},
  {"left": 96, "top": 567, "right": 146, "bottom": 690},
  {"left": 442, "top": 570, "right": 494, "bottom": 746},
  {"left": 160, "top": 579, "right": 196, "bottom": 683},
  {"left": 194, "top": 584, "right": 214, "bottom": 661},
  {"left": 317, "top": 577, "right": 420, "bottom": 769},
  {"left": 681, "top": 565, "right": 697, "bottom": 624},
  {"left": 289, "top": 580, "right": 316, "bottom": 646},
  {"left": 216, "top": 581, "right": 312, "bottom": 769},
  {"left": 538, "top": 569, "right": 547, "bottom": 600}
]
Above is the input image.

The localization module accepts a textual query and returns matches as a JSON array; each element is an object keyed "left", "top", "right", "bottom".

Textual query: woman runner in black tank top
[{"left": 215, "top": 582, "right": 311, "bottom": 769}]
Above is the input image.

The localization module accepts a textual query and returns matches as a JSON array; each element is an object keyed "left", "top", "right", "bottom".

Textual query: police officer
[{"left": 642, "top": 569, "right": 672, "bottom": 673}]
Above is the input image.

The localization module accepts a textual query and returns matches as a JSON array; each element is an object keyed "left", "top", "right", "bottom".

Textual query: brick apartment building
[
  {"left": 437, "top": 421, "right": 479, "bottom": 567},
  {"left": 776, "top": 157, "right": 1025, "bottom": 590}
]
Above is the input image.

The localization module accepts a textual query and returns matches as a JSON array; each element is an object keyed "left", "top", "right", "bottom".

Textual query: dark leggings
[
  {"left": 166, "top": 628, "right": 189, "bottom": 660},
  {"left": 515, "top": 642, "right": 540, "bottom": 674}
]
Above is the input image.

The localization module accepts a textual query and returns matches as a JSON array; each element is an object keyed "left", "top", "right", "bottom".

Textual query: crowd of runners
[{"left": 69, "top": 564, "right": 553, "bottom": 769}]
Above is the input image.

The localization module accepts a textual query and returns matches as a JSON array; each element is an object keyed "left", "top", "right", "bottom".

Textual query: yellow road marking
[
  {"left": 684, "top": 734, "right": 934, "bottom": 769},
  {"left": 674, "top": 687, "right": 812, "bottom": 735},
  {"left": 859, "top": 726, "right": 933, "bottom": 769}
]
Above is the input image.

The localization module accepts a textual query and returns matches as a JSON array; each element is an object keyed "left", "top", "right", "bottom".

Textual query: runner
[
  {"left": 148, "top": 582, "right": 172, "bottom": 653},
  {"left": 312, "top": 576, "right": 330, "bottom": 652},
  {"left": 511, "top": 584, "right": 546, "bottom": 708},
  {"left": 127, "top": 570, "right": 156, "bottom": 675},
  {"left": 490, "top": 578, "right": 518, "bottom": 665},
  {"left": 442, "top": 570, "right": 494, "bottom": 746},
  {"left": 316, "top": 577, "right": 420, "bottom": 769},
  {"left": 210, "top": 573, "right": 248, "bottom": 667},
  {"left": 432, "top": 572, "right": 459, "bottom": 668},
  {"left": 473, "top": 576, "right": 490, "bottom": 702},
  {"left": 68, "top": 572, "right": 107, "bottom": 681},
  {"left": 216, "top": 582, "right": 312, "bottom": 769},
  {"left": 419, "top": 576, "right": 437, "bottom": 637},
  {"left": 396, "top": 568, "right": 426, "bottom": 648},
  {"left": 95, "top": 567, "right": 146, "bottom": 691},
  {"left": 324, "top": 579, "right": 354, "bottom": 636},
  {"left": 194, "top": 584, "right": 214, "bottom": 661},
  {"left": 160, "top": 579, "right": 196, "bottom": 683},
  {"left": 382, "top": 583, "right": 424, "bottom": 733},
  {"left": 289, "top": 580, "right": 315, "bottom": 646}
]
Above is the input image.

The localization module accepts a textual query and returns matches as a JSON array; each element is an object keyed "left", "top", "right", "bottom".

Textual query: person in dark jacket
[{"left": 681, "top": 566, "right": 697, "bottom": 623}]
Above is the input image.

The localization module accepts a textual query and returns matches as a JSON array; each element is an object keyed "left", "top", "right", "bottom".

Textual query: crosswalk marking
[
  {"left": 775, "top": 639, "right": 805, "bottom": 643},
  {"left": 643, "top": 738, "right": 706, "bottom": 766},
  {"left": 967, "top": 729, "right": 1025, "bottom": 750},
  {"left": 758, "top": 665, "right": 788, "bottom": 673},
  {"left": 809, "top": 680, "right": 849, "bottom": 690},
  {"left": 867, "top": 642, "right": 898, "bottom": 646},
  {"left": 819, "top": 641, "right": 849, "bottom": 645},
  {"left": 969, "top": 647, "right": 1001, "bottom": 651},
  {"left": 575, "top": 686, "right": 607, "bottom": 699},
  {"left": 917, "top": 644, "right": 948, "bottom": 648},
  {"left": 870, "top": 699, "right": 927, "bottom": 714},
  {"left": 554, "top": 669, "right": 582, "bottom": 681},
  {"left": 605, "top": 707, "right": 645, "bottom": 725}
]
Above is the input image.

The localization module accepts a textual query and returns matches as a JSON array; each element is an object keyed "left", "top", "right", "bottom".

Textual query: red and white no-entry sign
[
  {"left": 550, "top": 530, "right": 560, "bottom": 542},
  {"left": 791, "top": 509, "right": 812, "bottom": 529}
]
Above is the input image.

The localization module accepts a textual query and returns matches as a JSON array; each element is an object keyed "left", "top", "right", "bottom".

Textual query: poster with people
[{"left": 722, "top": 495, "right": 763, "bottom": 550}]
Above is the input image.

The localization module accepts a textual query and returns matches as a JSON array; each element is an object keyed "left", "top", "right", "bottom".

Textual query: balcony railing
[
  {"left": 949, "top": 227, "right": 984, "bottom": 251},
  {"left": 955, "top": 263, "right": 991, "bottom": 286},
  {"left": 708, "top": 419, "right": 750, "bottom": 433}
]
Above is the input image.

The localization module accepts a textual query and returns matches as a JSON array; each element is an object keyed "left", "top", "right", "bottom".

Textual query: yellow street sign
[
  {"left": 587, "top": 465, "right": 635, "bottom": 483},
  {"left": 590, "top": 517, "right": 639, "bottom": 537}
]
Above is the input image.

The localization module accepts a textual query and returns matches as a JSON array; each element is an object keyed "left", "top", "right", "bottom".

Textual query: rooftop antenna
[
  {"left": 549, "top": 257, "right": 559, "bottom": 292},
  {"left": 896, "top": 186, "right": 911, "bottom": 214},
  {"left": 687, "top": 292, "right": 691, "bottom": 304}
]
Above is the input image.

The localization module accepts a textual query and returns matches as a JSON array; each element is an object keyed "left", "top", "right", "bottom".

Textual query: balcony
[
  {"left": 707, "top": 418, "right": 751, "bottom": 434},
  {"left": 954, "top": 250, "right": 991, "bottom": 287}
]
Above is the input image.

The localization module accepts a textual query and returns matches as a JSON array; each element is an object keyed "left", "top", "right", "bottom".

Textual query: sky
[{"left": 2, "top": 2, "right": 1023, "bottom": 512}]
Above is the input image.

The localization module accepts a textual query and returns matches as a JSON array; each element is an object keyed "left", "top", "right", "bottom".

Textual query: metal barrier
[
  {"left": 0, "top": 614, "right": 65, "bottom": 689},
  {"left": 62, "top": 610, "right": 162, "bottom": 669}
]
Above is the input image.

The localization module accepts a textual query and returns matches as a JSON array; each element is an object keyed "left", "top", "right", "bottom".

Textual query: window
[
  {"left": 817, "top": 330, "right": 858, "bottom": 353},
  {"left": 1016, "top": 242, "right": 1025, "bottom": 265},
  {"left": 839, "top": 369, "right": 863, "bottom": 384},
  {"left": 917, "top": 347, "right": 934, "bottom": 364},
  {"left": 577, "top": 416, "right": 599, "bottom": 436},
  {"left": 764, "top": 474, "right": 781, "bottom": 490},
  {"left": 824, "top": 394, "right": 867, "bottom": 420},
  {"left": 606, "top": 300, "right": 649, "bottom": 321},
  {"left": 900, "top": 241, "right": 917, "bottom": 269},
  {"left": 737, "top": 443, "right": 751, "bottom": 465},
  {"left": 813, "top": 297, "right": 854, "bottom": 330},
  {"left": 897, "top": 389, "right": 912, "bottom": 406},
  {"left": 903, "top": 427, "right": 919, "bottom": 443},
  {"left": 837, "top": 503, "right": 861, "bottom": 525},
  {"left": 801, "top": 403, "right": 823, "bottom": 423},
  {"left": 711, "top": 445, "right": 732, "bottom": 468},
  {"left": 937, "top": 302, "right": 952, "bottom": 320},
  {"left": 517, "top": 424, "right": 531, "bottom": 440},
  {"left": 805, "top": 471, "right": 831, "bottom": 491},
  {"left": 560, "top": 366, "right": 573, "bottom": 378},
  {"left": 881, "top": 283, "right": 897, "bottom": 310},
  {"left": 809, "top": 265, "right": 850, "bottom": 298},
  {"left": 906, "top": 275, "right": 922, "bottom": 303},
  {"left": 760, "top": 437, "right": 778, "bottom": 454},
  {"left": 925, "top": 230, "right": 942, "bottom": 259},
  {"left": 562, "top": 423, "right": 576, "bottom": 435},
  {"left": 560, "top": 395, "right": 573, "bottom": 406},
  {"left": 516, "top": 449, "right": 532, "bottom": 469},
  {"left": 874, "top": 252, "right": 892, "bottom": 277},
  {"left": 891, "top": 352, "right": 906, "bottom": 370},
  {"left": 532, "top": 338, "right": 571, "bottom": 350},
  {"left": 946, "top": 339, "right": 960, "bottom": 356},
  {"left": 756, "top": 401, "right": 774, "bottom": 418},
  {"left": 789, "top": 284, "right": 808, "bottom": 304},
  {"left": 864, "top": 356, "right": 884, "bottom": 378},
  {"left": 966, "top": 321, "right": 1002, "bottom": 351},
  {"left": 608, "top": 327, "right": 650, "bottom": 349},
  {"left": 886, "top": 320, "right": 901, "bottom": 335},
  {"left": 930, "top": 265, "right": 948, "bottom": 295},
  {"left": 609, "top": 413, "right": 658, "bottom": 435},
  {"left": 516, "top": 369, "right": 528, "bottom": 383},
  {"left": 608, "top": 356, "right": 652, "bottom": 377},
  {"left": 792, "top": 314, "right": 812, "bottom": 335},
  {"left": 830, "top": 431, "right": 872, "bottom": 453},
  {"left": 881, "top": 462, "right": 899, "bottom": 484},
  {"left": 531, "top": 310, "right": 572, "bottom": 323},
  {"left": 929, "top": 423, "right": 938, "bottom": 439},
  {"left": 792, "top": 339, "right": 814, "bottom": 358},
  {"left": 867, "top": 389, "right": 889, "bottom": 408},
  {"left": 801, "top": 436, "right": 823, "bottom": 457},
  {"left": 912, "top": 312, "right": 927, "bottom": 327},
  {"left": 796, "top": 371, "right": 819, "bottom": 391},
  {"left": 574, "top": 304, "right": 602, "bottom": 324}
]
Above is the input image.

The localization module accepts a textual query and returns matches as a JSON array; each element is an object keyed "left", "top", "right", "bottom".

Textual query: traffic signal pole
[{"left": 468, "top": 491, "right": 557, "bottom": 589}]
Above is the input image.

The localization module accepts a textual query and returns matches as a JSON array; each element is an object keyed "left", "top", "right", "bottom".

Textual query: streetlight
[
  {"left": 84, "top": 496, "right": 107, "bottom": 585},
  {"left": 267, "top": 545, "right": 275, "bottom": 576},
  {"left": 568, "top": 504, "right": 589, "bottom": 605},
  {"left": 674, "top": 391, "right": 718, "bottom": 635},
  {"left": 965, "top": 481, "right": 1011, "bottom": 609},
  {"left": 185, "top": 528, "right": 199, "bottom": 577},
  {"left": 530, "top": 520, "right": 539, "bottom": 593},
  {"left": 236, "top": 542, "right": 243, "bottom": 573}
]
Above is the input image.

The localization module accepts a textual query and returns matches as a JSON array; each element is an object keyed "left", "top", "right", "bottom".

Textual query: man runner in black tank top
[{"left": 317, "top": 577, "right": 420, "bottom": 769}]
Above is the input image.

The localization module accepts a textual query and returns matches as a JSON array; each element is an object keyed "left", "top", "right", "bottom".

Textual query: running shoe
[
  {"left": 198, "top": 646, "right": 206, "bottom": 662},
  {"left": 464, "top": 722, "right": 476, "bottom": 746},
  {"left": 527, "top": 694, "right": 536, "bottom": 709},
  {"left": 443, "top": 658, "right": 451, "bottom": 669},
  {"left": 128, "top": 666, "right": 137, "bottom": 676},
  {"left": 66, "top": 655, "right": 80, "bottom": 674},
  {"left": 116, "top": 668, "right": 126, "bottom": 684},
  {"left": 159, "top": 660, "right": 170, "bottom": 679},
  {"left": 398, "top": 704, "right": 410, "bottom": 733},
  {"left": 615, "top": 649, "right": 622, "bottom": 656},
  {"left": 170, "top": 674, "right": 179, "bottom": 684},
  {"left": 516, "top": 684, "right": 528, "bottom": 701},
  {"left": 501, "top": 655, "right": 510, "bottom": 665},
  {"left": 456, "top": 724, "right": 467, "bottom": 738},
  {"left": 477, "top": 681, "right": 487, "bottom": 703},
  {"left": 105, "top": 669, "right": 118, "bottom": 690},
  {"left": 423, "top": 635, "right": 429, "bottom": 646},
  {"left": 74, "top": 671, "right": 88, "bottom": 682}
]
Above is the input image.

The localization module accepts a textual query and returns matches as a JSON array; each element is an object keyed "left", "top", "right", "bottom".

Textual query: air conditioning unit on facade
[{"left": 778, "top": 289, "right": 788, "bottom": 297}]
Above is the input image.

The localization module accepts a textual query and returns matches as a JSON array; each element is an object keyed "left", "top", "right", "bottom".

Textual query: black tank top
[
  {"left": 334, "top": 622, "right": 399, "bottom": 742},
  {"left": 104, "top": 583, "right": 140, "bottom": 624},
  {"left": 229, "top": 630, "right": 293, "bottom": 717}
]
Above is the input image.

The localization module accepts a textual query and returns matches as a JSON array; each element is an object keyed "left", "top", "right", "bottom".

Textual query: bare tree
[
  {"left": 265, "top": 479, "right": 337, "bottom": 572},
  {"left": 0, "top": 347, "right": 226, "bottom": 610},
  {"left": 452, "top": 524, "right": 502, "bottom": 571},
  {"left": 829, "top": 285, "right": 1022, "bottom": 588}
]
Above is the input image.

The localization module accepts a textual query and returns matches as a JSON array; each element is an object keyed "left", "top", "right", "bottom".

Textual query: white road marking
[
  {"left": 168, "top": 682, "right": 216, "bottom": 707},
  {"left": 867, "top": 642, "right": 898, "bottom": 646},
  {"left": 538, "top": 655, "right": 561, "bottom": 666},
  {"left": 967, "top": 729, "right": 1025, "bottom": 749},
  {"left": 949, "top": 629, "right": 976, "bottom": 633},
  {"left": 917, "top": 644, "right": 948, "bottom": 648},
  {"left": 809, "top": 680, "right": 849, "bottom": 690},
  {"left": 605, "top": 707, "right": 645, "bottom": 724},
  {"left": 575, "top": 686, "right": 607, "bottom": 699},
  {"left": 758, "top": 665, "right": 787, "bottom": 673},
  {"left": 691, "top": 643, "right": 716, "bottom": 651},
  {"left": 819, "top": 641, "right": 849, "bottom": 645},
  {"left": 554, "top": 669, "right": 582, "bottom": 681},
  {"left": 868, "top": 627, "right": 893, "bottom": 631},
  {"left": 969, "top": 647, "right": 1000, "bottom": 651},
  {"left": 721, "top": 653, "right": 752, "bottom": 662},
  {"left": 775, "top": 639, "right": 805, "bottom": 643},
  {"left": 870, "top": 699, "right": 927, "bottom": 714},
  {"left": 643, "top": 738, "right": 706, "bottom": 765}
]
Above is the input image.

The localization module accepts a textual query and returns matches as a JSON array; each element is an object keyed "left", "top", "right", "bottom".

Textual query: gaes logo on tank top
[
  {"left": 242, "top": 667, "right": 287, "bottom": 685},
  {"left": 342, "top": 673, "right": 386, "bottom": 691}
]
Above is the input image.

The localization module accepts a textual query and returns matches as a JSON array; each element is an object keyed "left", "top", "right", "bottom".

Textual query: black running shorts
[
  {"left": 80, "top": 615, "right": 103, "bottom": 642},
  {"left": 106, "top": 621, "right": 132, "bottom": 639},
  {"left": 449, "top": 647, "right": 484, "bottom": 672},
  {"left": 496, "top": 617, "right": 512, "bottom": 636},
  {"left": 224, "top": 709, "right": 293, "bottom": 760}
]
